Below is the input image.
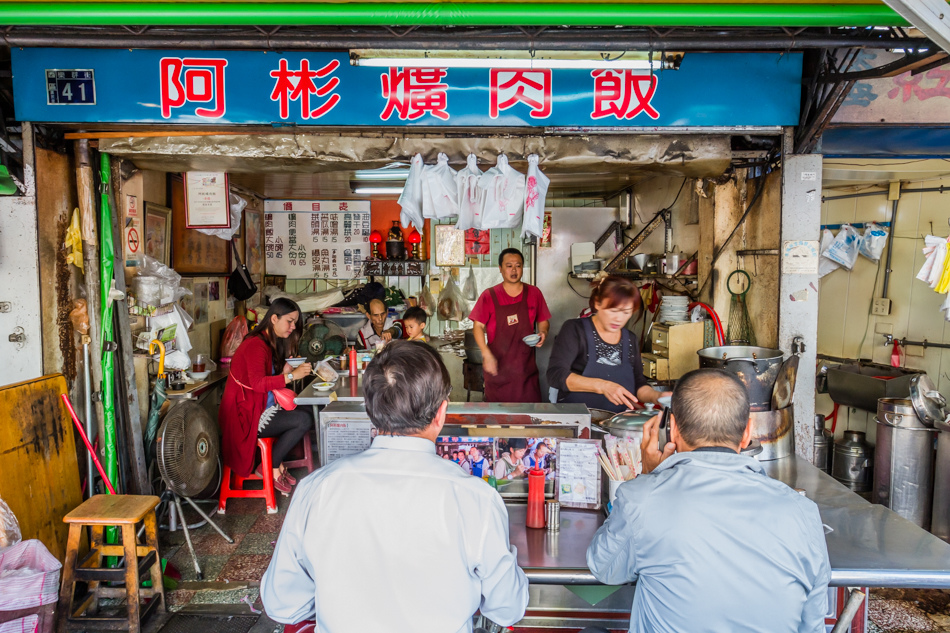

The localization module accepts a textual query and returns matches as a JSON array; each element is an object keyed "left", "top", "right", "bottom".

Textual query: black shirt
[{"left": 546, "top": 318, "right": 649, "bottom": 396}]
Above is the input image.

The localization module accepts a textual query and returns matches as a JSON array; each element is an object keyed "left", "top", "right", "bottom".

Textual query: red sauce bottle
[
  {"left": 526, "top": 467, "right": 546, "bottom": 529},
  {"left": 348, "top": 346, "right": 358, "bottom": 377}
]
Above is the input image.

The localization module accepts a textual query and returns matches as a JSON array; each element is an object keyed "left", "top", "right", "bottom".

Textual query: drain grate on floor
[{"left": 158, "top": 614, "right": 260, "bottom": 633}]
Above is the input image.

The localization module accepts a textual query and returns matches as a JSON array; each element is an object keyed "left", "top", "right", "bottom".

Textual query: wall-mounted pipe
[{"left": 0, "top": 3, "right": 908, "bottom": 28}]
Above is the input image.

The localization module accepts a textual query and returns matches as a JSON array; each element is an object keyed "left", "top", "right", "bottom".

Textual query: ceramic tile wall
[{"left": 817, "top": 174, "right": 950, "bottom": 442}]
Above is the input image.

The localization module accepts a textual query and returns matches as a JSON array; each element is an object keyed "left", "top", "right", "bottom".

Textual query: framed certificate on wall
[{"left": 183, "top": 171, "right": 231, "bottom": 229}]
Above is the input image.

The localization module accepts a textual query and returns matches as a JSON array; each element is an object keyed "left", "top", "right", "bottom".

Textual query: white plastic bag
[
  {"left": 818, "top": 229, "right": 840, "bottom": 278},
  {"left": 0, "top": 497, "right": 20, "bottom": 550},
  {"left": 824, "top": 224, "right": 861, "bottom": 270},
  {"left": 437, "top": 276, "right": 466, "bottom": 322},
  {"left": 421, "top": 153, "right": 459, "bottom": 220},
  {"left": 462, "top": 264, "right": 478, "bottom": 302},
  {"left": 398, "top": 154, "right": 425, "bottom": 231},
  {"left": 0, "top": 539, "right": 62, "bottom": 610},
  {"left": 477, "top": 154, "right": 525, "bottom": 230},
  {"left": 196, "top": 193, "right": 246, "bottom": 240},
  {"left": 521, "top": 154, "right": 549, "bottom": 240},
  {"left": 456, "top": 154, "right": 483, "bottom": 231},
  {"left": 859, "top": 222, "right": 889, "bottom": 262},
  {"left": 419, "top": 283, "right": 435, "bottom": 317}
]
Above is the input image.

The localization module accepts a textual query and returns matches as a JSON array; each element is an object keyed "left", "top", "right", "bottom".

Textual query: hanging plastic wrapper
[
  {"left": 421, "top": 153, "right": 459, "bottom": 220},
  {"left": 823, "top": 224, "right": 861, "bottom": 270},
  {"left": 462, "top": 263, "right": 478, "bottom": 302},
  {"left": 64, "top": 208, "right": 84, "bottom": 273},
  {"left": 455, "top": 154, "right": 483, "bottom": 231},
  {"left": 818, "top": 229, "right": 840, "bottom": 278},
  {"left": 195, "top": 193, "right": 246, "bottom": 240},
  {"left": 917, "top": 235, "right": 948, "bottom": 289},
  {"left": 858, "top": 222, "right": 889, "bottom": 262},
  {"left": 134, "top": 255, "right": 192, "bottom": 307},
  {"left": 398, "top": 154, "right": 425, "bottom": 231},
  {"left": 437, "top": 275, "right": 466, "bottom": 322},
  {"left": 419, "top": 283, "right": 435, "bottom": 317},
  {"left": 478, "top": 154, "right": 525, "bottom": 230},
  {"left": 521, "top": 154, "right": 550, "bottom": 240},
  {"left": 0, "top": 497, "right": 21, "bottom": 549},
  {"left": 221, "top": 315, "right": 249, "bottom": 359}
]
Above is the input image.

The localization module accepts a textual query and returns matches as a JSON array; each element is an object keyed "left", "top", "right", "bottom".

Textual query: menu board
[
  {"left": 262, "top": 200, "right": 371, "bottom": 279},
  {"left": 557, "top": 439, "right": 602, "bottom": 509},
  {"left": 325, "top": 419, "right": 375, "bottom": 464}
]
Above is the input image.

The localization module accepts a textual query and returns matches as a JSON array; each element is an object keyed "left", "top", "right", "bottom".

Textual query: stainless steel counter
[
  {"left": 508, "top": 454, "right": 950, "bottom": 588},
  {"left": 295, "top": 374, "right": 365, "bottom": 405}
]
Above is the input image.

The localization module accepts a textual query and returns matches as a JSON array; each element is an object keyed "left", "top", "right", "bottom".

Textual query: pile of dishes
[{"left": 658, "top": 295, "right": 690, "bottom": 324}]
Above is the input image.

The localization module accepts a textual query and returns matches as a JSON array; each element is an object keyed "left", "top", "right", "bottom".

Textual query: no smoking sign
[{"left": 127, "top": 227, "right": 140, "bottom": 253}]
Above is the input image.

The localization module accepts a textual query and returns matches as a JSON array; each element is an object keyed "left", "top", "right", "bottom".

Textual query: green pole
[
  {"left": 0, "top": 2, "right": 909, "bottom": 28},
  {"left": 99, "top": 153, "right": 118, "bottom": 549}
]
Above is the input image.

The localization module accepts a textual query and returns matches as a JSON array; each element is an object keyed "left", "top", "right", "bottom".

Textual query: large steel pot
[
  {"left": 874, "top": 398, "right": 937, "bottom": 529},
  {"left": 697, "top": 346, "right": 785, "bottom": 412},
  {"left": 749, "top": 406, "right": 794, "bottom": 461}
]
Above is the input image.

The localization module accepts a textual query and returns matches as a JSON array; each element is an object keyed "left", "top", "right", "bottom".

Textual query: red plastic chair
[
  {"left": 218, "top": 437, "right": 278, "bottom": 515},
  {"left": 283, "top": 430, "right": 316, "bottom": 474}
]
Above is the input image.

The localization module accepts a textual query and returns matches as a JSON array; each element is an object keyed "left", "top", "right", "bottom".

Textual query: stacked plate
[{"left": 658, "top": 295, "right": 690, "bottom": 324}]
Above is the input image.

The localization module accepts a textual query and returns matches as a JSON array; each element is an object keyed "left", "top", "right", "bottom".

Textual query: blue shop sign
[{"left": 12, "top": 48, "right": 802, "bottom": 127}]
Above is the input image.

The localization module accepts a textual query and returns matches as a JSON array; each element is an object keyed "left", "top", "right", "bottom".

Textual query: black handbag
[{"left": 227, "top": 239, "right": 258, "bottom": 301}]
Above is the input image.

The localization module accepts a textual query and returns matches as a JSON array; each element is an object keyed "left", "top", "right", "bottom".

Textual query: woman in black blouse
[{"left": 547, "top": 275, "right": 669, "bottom": 413}]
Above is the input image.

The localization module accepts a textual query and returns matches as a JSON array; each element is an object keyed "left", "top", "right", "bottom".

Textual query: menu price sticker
[{"left": 556, "top": 439, "right": 602, "bottom": 510}]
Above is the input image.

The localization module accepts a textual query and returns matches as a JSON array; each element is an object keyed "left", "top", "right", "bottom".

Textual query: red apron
[{"left": 484, "top": 286, "right": 541, "bottom": 403}]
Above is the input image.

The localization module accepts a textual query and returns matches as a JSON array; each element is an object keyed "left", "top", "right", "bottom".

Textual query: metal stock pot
[{"left": 697, "top": 346, "right": 785, "bottom": 412}]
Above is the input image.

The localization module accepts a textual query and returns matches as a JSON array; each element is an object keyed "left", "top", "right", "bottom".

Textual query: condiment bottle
[
  {"left": 526, "top": 467, "right": 546, "bottom": 529},
  {"left": 348, "top": 346, "right": 358, "bottom": 377}
]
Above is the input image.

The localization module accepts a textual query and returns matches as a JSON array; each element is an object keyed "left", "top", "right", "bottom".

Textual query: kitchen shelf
[{"left": 570, "top": 272, "right": 698, "bottom": 281}]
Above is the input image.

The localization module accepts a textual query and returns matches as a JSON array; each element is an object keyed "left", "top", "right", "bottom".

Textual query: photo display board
[{"left": 262, "top": 200, "right": 371, "bottom": 279}]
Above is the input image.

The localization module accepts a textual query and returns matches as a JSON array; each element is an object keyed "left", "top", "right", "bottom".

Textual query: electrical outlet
[
  {"left": 875, "top": 322, "right": 893, "bottom": 335},
  {"left": 872, "top": 298, "right": 891, "bottom": 316}
]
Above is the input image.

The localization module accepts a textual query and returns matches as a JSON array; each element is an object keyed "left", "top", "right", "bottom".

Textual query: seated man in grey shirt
[{"left": 587, "top": 369, "right": 831, "bottom": 633}]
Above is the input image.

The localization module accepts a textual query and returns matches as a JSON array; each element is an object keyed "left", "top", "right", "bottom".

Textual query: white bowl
[
  {"left": 313, "top": 381, "right": 336, "bottom": 392},
  {"left": 189, "top": 370, "right": 211, "bottom": 381},
  {"left": 285, "top": 357, "right": 307, "bottom": 368},
  {"left": 522, "top": 334, "right": 541, "bottom": 347}
]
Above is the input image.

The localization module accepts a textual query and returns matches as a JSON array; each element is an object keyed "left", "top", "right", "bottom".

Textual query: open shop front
[{"left": 11, "top": 44, "right": 950, "bottom": 632}]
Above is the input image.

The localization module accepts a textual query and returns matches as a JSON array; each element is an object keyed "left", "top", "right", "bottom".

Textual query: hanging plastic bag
[
  {"left": 824, "top": 224, "right": 861, "bottom": 270},
  {"left": 478, "top": 154, "right": 526, "bottom": 230},
  {"left": 421, "top": 153, "right": 459, "bottom": 220},
  {"left": 221, "top": 315, "right": 249, "bottom": 358},
  {"left": 196, "top": 193, "right": 246, "bottom": 240},
  {"left": 462, "top": 264, "right": 478, "bottom": 302},
  {"left": 64, "top": 208, "right": 84, "bottom": 273},
  {"left": 818, "top": 229, "right": 840, "bottom": 278},
  {"left": 456, "top": 154, "right": 484, "bottom": 231},
  {"left": 398, "top": 154, "right": 425, "bottom": 231},
  {"left": 521, "top": 154, "right": 550, "bottom": 240},
  {"left": 419, "top": 283, "right": 435, "bottom": 317},
  {"left": 858, "top": 222, "right": 889, "bottom": 262},
  {"left": 0, "top": 497, "right": 21, "bottom": 550},
  {"left": 437, "top": 276, "right": 466, "bottom": 322}
]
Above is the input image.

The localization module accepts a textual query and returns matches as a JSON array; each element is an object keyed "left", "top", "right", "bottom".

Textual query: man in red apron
[{"left": 470, "top": 248, "right": 551, "bottom": 402}]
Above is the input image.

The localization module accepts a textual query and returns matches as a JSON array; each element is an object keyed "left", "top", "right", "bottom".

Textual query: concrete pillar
[{"left": 780, "top": 152, "right": 822, "bottom": 461}]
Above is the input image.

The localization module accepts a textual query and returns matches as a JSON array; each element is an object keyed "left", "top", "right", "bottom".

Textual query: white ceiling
[{"left": 823, "top": 158, "right": 950, "bottom": 189}]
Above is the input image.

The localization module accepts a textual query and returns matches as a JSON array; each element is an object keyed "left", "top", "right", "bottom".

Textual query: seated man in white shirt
[
  {"left": 357, "top": 298, "right": 402, "bottom": 349},
  {"left": 261, "top": 340, "right": 529, "bottom": 633}
]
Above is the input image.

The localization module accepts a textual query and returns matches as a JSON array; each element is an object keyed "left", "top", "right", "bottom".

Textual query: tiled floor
[{"left": 868, "top": 589, "right": 950, "bottom": 632}]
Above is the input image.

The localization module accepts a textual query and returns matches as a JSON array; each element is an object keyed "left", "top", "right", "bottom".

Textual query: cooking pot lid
[
  {"left": 741, "top": 440, "right": 763, "bottom": 457},
  {"left": 601, "top": 407, "right": 660, "bottom": 430},
  {"left": 909, "top": 374, "right": 946, "bottom": 426}
]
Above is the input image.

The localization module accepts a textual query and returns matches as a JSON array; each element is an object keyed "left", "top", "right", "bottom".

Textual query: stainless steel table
[
  {"left": 295, "top": 374, "right": 365, "bottom": 406},
  {"left": 508, "top": 454, "right": 950, "bottom": 588}
]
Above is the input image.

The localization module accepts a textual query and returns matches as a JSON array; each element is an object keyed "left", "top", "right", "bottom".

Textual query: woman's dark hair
[
  {"left": 589, "top": 275, "right": 641, "bottom": 314},
  {"left": 364, "top": 340, "right": 452, "bottom": 435},
  {"left": 498, "top": 247, "right": 524, "bottom": 267},
  {"left": 402, "top": 306, "right": 428, "bottom": 324},
  {"left": 248, "top": 297, "right": 303, "bottom": 368}
]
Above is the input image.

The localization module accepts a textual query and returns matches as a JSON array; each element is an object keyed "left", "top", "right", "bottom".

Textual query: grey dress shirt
[{"left": 587, "top": 450, "right": 831, "bottom": 633}]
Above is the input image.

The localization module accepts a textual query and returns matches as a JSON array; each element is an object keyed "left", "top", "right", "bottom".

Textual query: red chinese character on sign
[
  {"left": 489, "top": 69, "right": 552, "bottom": 119},
  {"left": 312, "top": 203, "right": 321, "bottom": 211},
  {"left": 590, "top": 70, "right": 659, "bottom": 120},
  {"left": 887, "top": 68, "right": 950, "bottom": 102},
  {"left": 380, "top": 68, "right": 450, "bottom": 121},
  {"left": 160, "top": 57, "right": 228, "bottom": 119},
  {"left": 283, "top": 202, "right": 293, "bottom": 211},
  {"left": 269, "top": 58, "right": 341, "bottom": 119}
]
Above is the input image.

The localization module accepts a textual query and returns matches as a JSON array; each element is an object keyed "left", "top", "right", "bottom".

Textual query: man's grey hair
[{"left": 671, "top": 369, "right": 751, "bottom": 447}]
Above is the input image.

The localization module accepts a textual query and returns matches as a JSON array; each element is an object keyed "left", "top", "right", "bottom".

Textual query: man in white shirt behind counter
[{"left": 261, "top": 341, "right": 529, "bottom": 633}]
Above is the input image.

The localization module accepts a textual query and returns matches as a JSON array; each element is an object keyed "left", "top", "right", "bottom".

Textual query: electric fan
[
  {"left": 298, "top": 317, "right": 349, "bottom": 362},
  {"left": 156, "top": 400, "right": 233, "bottom": 579}
]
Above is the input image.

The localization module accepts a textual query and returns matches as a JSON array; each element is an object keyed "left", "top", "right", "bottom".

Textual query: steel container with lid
[
  {"left": 873, "top": 397, "right": 936, "bottom": 528},
  {"left": 832, "top": 430, "right": 874, "bottom": 493},
  {"left": 813, "top": 414, "right": 833, "bottom": 474},
  {"left": 697, "top": 346, "right": 785, "bottom": 412},
  {"left": 906, "top": 374, "right": 950, "bottom": 539}
]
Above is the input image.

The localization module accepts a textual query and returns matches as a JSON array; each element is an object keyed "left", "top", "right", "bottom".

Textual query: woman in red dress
[{"left": 219, "top": 298, "right": 314, "bottom": 494}]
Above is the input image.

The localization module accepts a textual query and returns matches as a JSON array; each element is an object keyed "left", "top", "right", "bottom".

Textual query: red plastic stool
[
  {"left": 218, "top": 437, "right": 278, "bottom": 515},
  {"left": 283, "top": 429, "right": 316, "bottom": 474}
]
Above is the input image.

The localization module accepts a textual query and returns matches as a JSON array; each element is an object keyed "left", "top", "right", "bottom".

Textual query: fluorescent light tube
[
  {"left": 352, "top": 186, "right": 405, "bottom": 195},
  {"left": 355, "top": 57, "right": 664, "bottom": 70}
]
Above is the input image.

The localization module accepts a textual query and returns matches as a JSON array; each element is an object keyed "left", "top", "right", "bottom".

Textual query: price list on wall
[{"left": 262, "top": 200, "right": 371, "bottom": 279}]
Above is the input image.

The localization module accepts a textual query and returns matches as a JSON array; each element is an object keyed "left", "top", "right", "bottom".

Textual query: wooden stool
[
  {"left": 218, "top": 437, "right": 278, "bottom": 515},
  {"left": 58, "top": 494, "right": 164, "bottom": 633}
]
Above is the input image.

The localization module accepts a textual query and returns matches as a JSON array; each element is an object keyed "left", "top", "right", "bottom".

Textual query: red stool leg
[
  {"left": 258, "top": 438, "right": 278, "bottom": 514},
  {"left": 283, "top": 430, "right": 316, "bottom": 474},
  {"left": 217, "top": 465, "right": 233, "bottom": 514}
]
